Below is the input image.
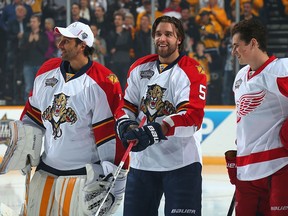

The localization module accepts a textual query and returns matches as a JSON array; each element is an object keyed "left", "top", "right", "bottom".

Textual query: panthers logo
[
  {"left": 140, "top": 84, "right": 176, "bottom": 123},
  {"left": 42, "top": 93, "right": 77, "bottom": 139}
]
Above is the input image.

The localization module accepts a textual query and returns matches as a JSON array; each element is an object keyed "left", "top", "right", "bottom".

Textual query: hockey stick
[
  {"left": 95, "top": 116, "right": 147, "bottom": 216},
  {"left": 20, "top": 158, "right": 32, "bottom": 216},
  {"left": 227, "top": 191, "right": 235, "bottom": 216}
]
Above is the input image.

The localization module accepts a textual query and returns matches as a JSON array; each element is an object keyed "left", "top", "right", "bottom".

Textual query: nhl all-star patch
[
  {"left": 45, "top": 77, "right": 58, "bottom": 87},
  {"left": 234, "top": 78, "right": 242, "bottom": 89},
  {"left": 81, "top": 32, "right": 88, "bottom": 40},
  {"left": 140, "top": 69, "right": 154, "bottom": 79}
]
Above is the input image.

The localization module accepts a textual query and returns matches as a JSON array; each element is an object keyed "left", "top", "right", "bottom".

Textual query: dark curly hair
[
  {"left": 152, "top": 16, "right": 185, "bottom": 52},
  {"left": 231, "top": 19, "right": 267, "bottom": 52}
]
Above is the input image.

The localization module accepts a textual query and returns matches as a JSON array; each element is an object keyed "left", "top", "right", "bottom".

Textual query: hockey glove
[
  {"left": 115, "top": 118, "right": 139, "bottom": 140},
  {"left": 280, "top": 118, "right": 288, "bottom": 150},
  {"left": 122, "top": 122, "right": 167, "bottom": 152},
  {"left": 81, "top": 162, "right": 127, "bottom": 216},
  {"left": 225, "top": 150, "right": 237, "bottom": 185}
]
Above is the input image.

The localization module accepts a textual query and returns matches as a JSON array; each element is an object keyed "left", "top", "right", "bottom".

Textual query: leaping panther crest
[
  {"left": 42, "top": 93, "right": 77, "bottom": 139},
  {"left": 140, "top": 84, "right": 176, "bottom": 123}
]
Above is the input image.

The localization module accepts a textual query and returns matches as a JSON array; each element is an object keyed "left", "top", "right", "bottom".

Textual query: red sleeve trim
[{"left": 277, "top": 77, "right": 288, "bottom": 97}]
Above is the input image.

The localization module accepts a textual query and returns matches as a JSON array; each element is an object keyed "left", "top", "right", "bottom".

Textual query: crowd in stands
[{"left": 0, "top": 0, "right": 273, "bottom": 105}]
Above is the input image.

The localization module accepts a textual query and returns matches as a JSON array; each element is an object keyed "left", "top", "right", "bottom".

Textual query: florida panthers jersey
[
  {"left": 233, "top": 56, "right": 288, "bottom": 180},
  {"left": 118, "top": 54, "right": 207, "bottom": 171},
  {"left": 20, "top": 58, "right": 127, "bottom": 170}
]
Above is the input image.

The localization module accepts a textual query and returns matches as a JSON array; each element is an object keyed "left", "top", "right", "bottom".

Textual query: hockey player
[
  {"left": 227, "top": 19, "right": 288, "bottom": 215},
  {"left": 0, "top": 21, "right": 128, "bottom": 215},
  {"left": 115, "top": 16, "right": 207, "bottom": 216}
]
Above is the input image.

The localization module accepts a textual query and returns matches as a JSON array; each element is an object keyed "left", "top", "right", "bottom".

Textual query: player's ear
[{"left": 251, "top": 38, "right": 258, "bottom": 48}]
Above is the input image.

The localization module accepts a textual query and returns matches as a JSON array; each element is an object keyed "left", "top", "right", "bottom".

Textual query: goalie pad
[
  {"left": 0, "top": 119, "right": 13, "bottom": 145},
  {"left": 27, "top": 170, "right": 87, "bottom": 216},
  {"left": 81, "top": 162, "right": 128, "bottom": 215},
  {"left": 0, "top": 121, "right": 43, "bottom": 174}
]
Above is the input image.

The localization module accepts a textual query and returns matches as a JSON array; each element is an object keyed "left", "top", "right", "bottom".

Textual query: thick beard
[{"left": 156, "top": 44, "right": 178, "bottom": 59}]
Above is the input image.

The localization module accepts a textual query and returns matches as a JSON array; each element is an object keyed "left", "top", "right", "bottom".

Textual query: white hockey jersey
[
  {"left": 233, "top": 56, "right": 288, "bottom": 180},
  {"left": 20, "top": 58, "right": 128, "bottom": 170},
  {"left": 117, "top": 54, "right": 207, "bottom": 171}
]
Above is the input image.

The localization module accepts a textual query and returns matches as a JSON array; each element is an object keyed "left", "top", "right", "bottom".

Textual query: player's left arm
[
  {"left": 91, "top": 71, "right": 129, "bottom": 169},
  {"left": 161, "top": 64, "right": 207, "bottom": 137}
]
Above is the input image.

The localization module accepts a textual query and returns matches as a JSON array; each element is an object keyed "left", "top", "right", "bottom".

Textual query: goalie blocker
[{"left": 0, "top": 120, "right": 43, "bottom": 174}]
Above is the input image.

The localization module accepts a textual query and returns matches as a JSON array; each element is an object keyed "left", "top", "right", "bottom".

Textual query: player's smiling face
[
  {"left": 231, "top": 33, "right": 251, "bottom": 65},
  {"left": 57, "top": 36, "right": 82, "bottom": 61},
  {"left": 154, "top": 22, "right": 181, "bottom": 62}
]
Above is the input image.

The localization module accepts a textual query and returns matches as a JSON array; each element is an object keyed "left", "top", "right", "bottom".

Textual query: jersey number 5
[{"left": 199, "top": 84, "right": 206, "bottom": 100}]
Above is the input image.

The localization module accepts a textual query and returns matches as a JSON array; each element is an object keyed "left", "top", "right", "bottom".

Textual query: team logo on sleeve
[
  {"left": 140, "top": 84, "right": 176, "bottom": 122},
  {"left": 45, "top": 77, "right": 58, "bottom": 87},
  {"left": 140, "top": 69, "right": 154, "bottom": 79},
  {"left": 42, "top": 93, "right": 77, "bottom": 139},
  {"left": 236, "top": 90, "right": 266, "bottom": 123},
  {"left": 107, "top": 74, "right": 119, "bottom": 84},
  {"left": 196, "top": 65, "right": 205, "bottom": 74}
]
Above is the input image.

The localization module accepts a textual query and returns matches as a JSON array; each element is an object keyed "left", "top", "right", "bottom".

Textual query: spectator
[
  {"left": 123, "top": 12, "right": 135, "bottom": 38},
  {"left": 90, "top": 0, "right": 108, "bottom": 13},
  {"left": 162, "top": 0, "right": 182, "bottom": 19},
  {"left": 106, "top": 11, "right": 133, "bottom": 90},
  {"left": 240, "top": 1, "right": 261, "bottom": 21},
  {"left": 79, "top": 0, "right": 94, "bottom": 22},
  {"left": 91, "top": 5, "right": 110, "bottom": 37},
  {"left": 106, "top": 0, "right": 138, "bottom": 29},
  {"left": 133, "top": 14, "right": 151, "bottom": 59},
  {"left": 230, "top": 0, "right": 264, "bottom": 17},
  {"left": 185, "top": 0, "right": 201, "bottom": 17},
  {"left": 220, "top": 7, "right": 237, "bottom": 106},
  {"left": 199, "top": 0, "right": 224, "bottom": 9},
  {"left": 0, "top": 1, "right": 7, "bottom": 99},
  {"left": 5, "top": 4, "right": 29, "bottom": 104},
  {"left": 44, "top": 17, "right": 57, "bottom": 60},
  {"left": 189, "top": 41, "right": 212, "bottom": 86},
  {"left": 90, "top": 23, "right": 107, "bottom": 65},
  {"left": 196, "top": 0, "right": 231, "bottom": 33},
  {"left": 198, "top": 9, "right": 223, "bottom": 104},
  {"left": 180, "top": 6, "right": 200, "bottom": 52},
  {"left": 19, "top": 15, "right": 48, "bottom": 101},
  {"left": 0, "top": 0, "right": 32, "bottom": 31},
  {"left": 136, "top": 0, "right": 163, "bottom": 30},
  {"left": 24, "top": 0, "right": 42, "bottom": 15},
  {"left": 71, "top": 2, "right": 90, "bottom": 25}
]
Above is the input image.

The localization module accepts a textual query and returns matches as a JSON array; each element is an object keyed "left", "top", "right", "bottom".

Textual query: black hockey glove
[
  {"left": 122, "top": 122, "right": 167, "bottom": 152},
  {"left": 115, "top": 118, "right": 139, "bottom": 140}
]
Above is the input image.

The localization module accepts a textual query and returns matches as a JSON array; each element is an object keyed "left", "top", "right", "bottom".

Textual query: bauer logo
[{"left": 171, "top": 209, "right": 196, "bottom": 214}]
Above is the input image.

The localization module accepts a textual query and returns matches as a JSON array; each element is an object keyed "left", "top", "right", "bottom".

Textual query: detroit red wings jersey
[
  {"left": 233, "top": 56, "right": 288, "bottom": 180},
  {"left": 20, "top": 58, "right": 127, "bottom": 170},
  {"left": 119, "top": 54, "right": 207, "bottom": 171}
]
